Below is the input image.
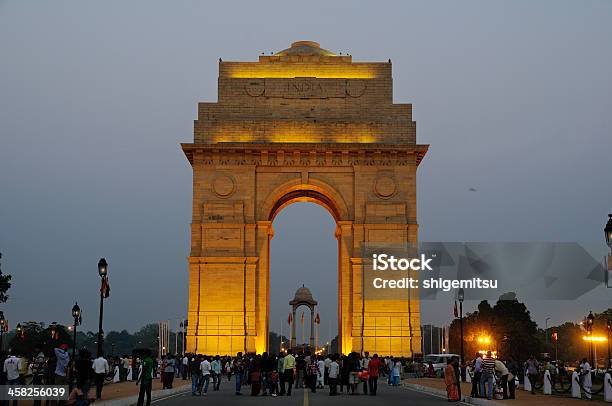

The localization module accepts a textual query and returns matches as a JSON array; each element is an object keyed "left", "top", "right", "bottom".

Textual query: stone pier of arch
[{"left": 182, "top": 41, "right": 428, "bottom": 356}]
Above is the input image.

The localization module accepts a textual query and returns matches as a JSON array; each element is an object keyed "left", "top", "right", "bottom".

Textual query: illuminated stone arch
[
  {"left": 260, "top": 178, "right": 350, "bottom": 222},
  {"left": 182, "top": 41, "right": 428, "bottom": 356}
]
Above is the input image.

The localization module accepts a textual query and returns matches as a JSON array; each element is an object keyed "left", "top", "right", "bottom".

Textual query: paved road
[{"left": 151, "top": 378, "right": 459, "bottom": 406}]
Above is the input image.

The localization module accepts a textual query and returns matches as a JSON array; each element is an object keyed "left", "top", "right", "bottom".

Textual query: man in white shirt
[
  {"left": 317, "top": 357, "right": 325, "bottom": 388},
  {"left": 4, "top": 352, "right": 22, "bottom": 383},
  {"left": 200, "top": 357, "right": 212, "bottom": 395},
  {"left": 182, "top": 355, "right": 189, "bottom": 380},
  {"left": 328, "top": 355, "right": 340, "bottom": 396},
  {"left": 92, "top": 352, "right": 110, "bottom": 399},
  {"left": 323, "top": 356, "right": 332, "bottom": 386}
]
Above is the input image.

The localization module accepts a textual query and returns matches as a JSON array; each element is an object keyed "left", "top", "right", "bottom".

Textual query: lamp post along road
[
  {"left": 607, "top": 319, "right": 611, "bottom": 369},
  {"left": 0, "top": 312, "right": 5, "bottom": 350},
  {"left": 72, "top": 303, "right": 81, "bottom": 360},
  {"left": 586, "top": 311, "right": 595, "bottom": 367},
  {"left": 97, "top": 258, "right": 108, "bottom": 357},
  {"left": 606, "top": 214, "right": 612, "bottom": 287},
  {"left": 458, "top": 288, "right": 465, "bottom": 381}
]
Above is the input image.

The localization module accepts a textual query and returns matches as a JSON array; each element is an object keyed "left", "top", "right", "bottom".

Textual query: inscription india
[{"left": 245, "top": 78, "right": 366, "bottom": 99}]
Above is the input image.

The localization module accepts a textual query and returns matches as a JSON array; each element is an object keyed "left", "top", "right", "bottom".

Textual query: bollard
[
  {"left": 571, "top": 371, "right": 581, "bottom": 398},
  {"left": 543, "top": 370, "right": 552, "bottom": 395},
  {"left": 524, "top": 372, "right": 532, "bottom": 392},
  {"left": 605, "top": 372, "right": 612, "bottom": 403}
]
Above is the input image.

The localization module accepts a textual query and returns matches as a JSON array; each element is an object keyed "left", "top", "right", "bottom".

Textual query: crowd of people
[
  {"left": 457, "top": 351, "right": 597, "bottom": 402},
  {"left": 1, "top": 345, "right": 111, "bottom": 405},
  {"left": 178, "top": 349, "right": 410, "bottom": 397}
]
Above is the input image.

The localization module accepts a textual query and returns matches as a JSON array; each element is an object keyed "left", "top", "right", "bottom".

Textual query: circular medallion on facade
[
  {"left": 212, "top": 174, "right": 236, "bottom": 198},
  {"left": 374, "top": 175, "right": 396, "bottom": 199},
  {"left": 346, "top": 80, "right": 366, "bottom": 98},
  {"left": 245, "top": 80, "right": 265, "bottom": 97}
]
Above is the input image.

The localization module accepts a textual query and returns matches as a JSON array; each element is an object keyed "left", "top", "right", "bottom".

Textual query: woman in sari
[{"left": 444, "top": 356, "right": 460, "bottom": 402}]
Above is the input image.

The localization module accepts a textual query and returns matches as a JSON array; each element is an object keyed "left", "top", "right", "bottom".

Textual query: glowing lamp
[{"left": 98, "top": 258, "right": 108, "bottom": 277}]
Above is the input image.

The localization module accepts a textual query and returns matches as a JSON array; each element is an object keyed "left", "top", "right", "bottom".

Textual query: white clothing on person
[
  {"left": 200, "top": 359, "right": 211, "bottom": 376},
  {"left": 93, "top": 357, "right": 110, "bottom": 374}
]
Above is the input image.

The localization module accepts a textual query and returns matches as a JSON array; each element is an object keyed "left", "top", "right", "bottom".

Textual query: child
[{"left": 270, "top": 370, "right": 279, "bottom": 397}]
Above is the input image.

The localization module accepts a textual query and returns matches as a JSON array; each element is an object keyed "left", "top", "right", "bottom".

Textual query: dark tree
[
  {"left": 8, "top": 322, "right": 73, "bottom": 356},
  {"left": 449, "top": 293, "right": 541, "bottom": 363},
  {"left": 0, "top": 253, "right": 12, "bottom": 303}
]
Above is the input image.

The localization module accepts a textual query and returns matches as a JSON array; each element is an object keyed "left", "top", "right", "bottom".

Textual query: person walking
[
  {"left": 233, "top": 353, "right": 244, "bottom": 395},
  {"left": 136, "top": 349, "right": 155, "bottom": 406},
  {"left": 495, "top": 358, "right": 509, "bottom": 399},
  {"left": 480, "top": 351, "right": 495, "bottom": 400},
  {"left": 367, "top": 354, "right": 381, "bottom": 396},
  {"left": 277, "top": 353, "right": 286, "bottom": 395},
  {"left": 524, "top": 355, "right": 539, "bottom": 395},
  {"left": 444, "top": 356, "right": 460, "bottom": 402},
  {"left": 200, "top": 356, "right": 211, "bottom": 395},
  {"left": 323, "top": 355, "right": 331, "bottom": 386},
  {"left": 92, "top": 351, "right": 109, "bottom": 400},
  {"left": 31, "top": 347, "right": 46, "bottom": 406},
  {"left": 295, "top": 353, "right": 305, "bottom": 389},
  {"left": 339, "top": 355, "right": 350, "bottom": 393},
  {"left": 74, "top": 349, "right": 92, "bottom": 399},
  {"left": 282, "top": 349, "right": 296, "bottom": 396},
  {"left": 3, "top": 351, "right": 22, "bottom": 406},
  {"left": 211, "top": 355, "right": 221, "bottom": 391},
  {"left": 163, "top": 354, "right": 175, "bottom": 389},
  {"left": 260, "top": 352, "right": 271, "bottom": 396},
  {"left": 580, "top": 358, "right": 592, "bottom": 400},
  {"left": 189, "top": 355, "right": 201, "bottom": 395},
  {"left": 54, "top": 344, "right": 71, "bottom": 387},
  {"left": 506, "top": 356, "right": 518, "bottom": 399},
  {"left": 360, "top": 352, "right": 370, "bottom": 395},
  {"left": 182, "top": 354, "right": 189, "bottom": 380},
  {"left": 470, "top": 353, "right": 482, "bottom": 397},
  {"left": 391, "top": 357, "right": 401, "bottom": 386},
  {"left": 306, "top": 356, "right": 319, "bottom": 393},
  {"left": 317, "top": 356, "right": 325, "bottom": 389},
  {"left": 328, "top": 355, "right": 339, "bottom": 396}
]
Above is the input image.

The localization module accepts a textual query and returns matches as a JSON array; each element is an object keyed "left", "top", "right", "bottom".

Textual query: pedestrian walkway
[
  {"left": 95, "top": 378, "right": 186, "bottom": 403},
  {"left": 13, "top": 379, "right": 190, "bottom": 406},
  {"left": 405, "top": 378, "right": 607, "bottom": 405}
]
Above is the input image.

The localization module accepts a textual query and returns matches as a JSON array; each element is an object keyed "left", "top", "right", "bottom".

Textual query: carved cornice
[{"left": 181, "top": 142, "right": 428, "bottom": 167}]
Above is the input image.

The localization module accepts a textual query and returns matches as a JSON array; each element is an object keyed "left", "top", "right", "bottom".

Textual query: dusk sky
[{"left": 1, "top": 1, "right": 611, "bottom": 344}]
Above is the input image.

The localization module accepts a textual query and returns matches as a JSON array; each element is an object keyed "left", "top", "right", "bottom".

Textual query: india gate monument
[{"left": 182, "top": 41, "right": 428, "bottom": 356}]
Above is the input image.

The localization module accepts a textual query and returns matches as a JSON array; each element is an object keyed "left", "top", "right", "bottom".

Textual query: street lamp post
[
  {"left": 0, "top": 312, "right": 6, "bottom": 350},
  {"left": 607, "top": 319, "right": 611, "bottom": 370},
  {"left": 179, "top": 321, "right": 184, "bottom": 356},
  {"left": 605, "top": 214, "right": 612, "bottom": 254},
  {"left": 458, "top": 288, "right": 465, "bottom": 381},
  {"left": 16, "top": 323, "right": 23, "bottom": 340},
  {"left": 72, "top": 303, "right": 81, "bottom": 360},
  {"left": 586, "top": 311, "right": 595, "bottom": 367},
  {"left": 606, "top": 214, "right": 612, "bottom": 289},
  {"left": 545, "top": 317, "right": 550, "bottom": 347},
  {"left": 97, "top": 258, "right": 108, "bottom": 357}
]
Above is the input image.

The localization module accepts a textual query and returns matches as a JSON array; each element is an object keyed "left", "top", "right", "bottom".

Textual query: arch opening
[{"left": 269, "top": 201, "right": 338, "bottom": 353}]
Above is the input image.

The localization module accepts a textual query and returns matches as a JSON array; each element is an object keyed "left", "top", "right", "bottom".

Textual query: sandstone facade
[{"left": 182, "top": 41, "right": 428, "bottom": 356}]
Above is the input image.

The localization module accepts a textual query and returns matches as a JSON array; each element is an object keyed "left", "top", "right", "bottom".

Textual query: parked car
[{"left": 424, "top": 354, "right": 461, "bottom": 373}]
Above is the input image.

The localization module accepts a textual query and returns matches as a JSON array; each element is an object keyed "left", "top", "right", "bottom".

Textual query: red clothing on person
[{"left": 368, "top": 357, "right": 381, "bottom": 377}]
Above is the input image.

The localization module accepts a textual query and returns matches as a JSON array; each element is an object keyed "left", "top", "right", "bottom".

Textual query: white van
[{"left": 423, "top": 354, "right": 460, "bottom": 373}]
